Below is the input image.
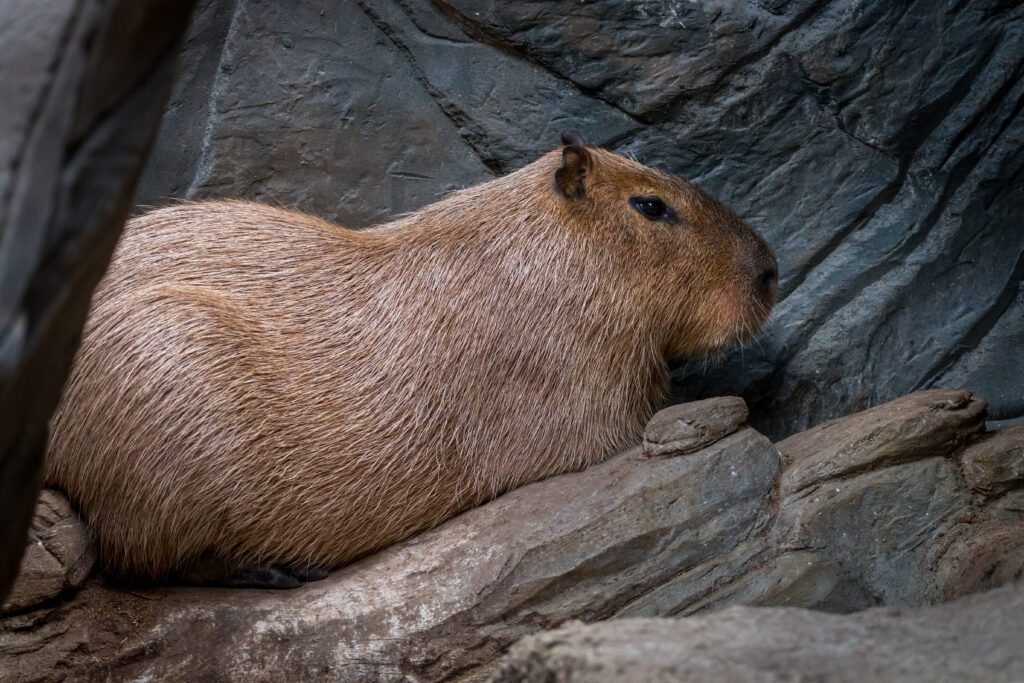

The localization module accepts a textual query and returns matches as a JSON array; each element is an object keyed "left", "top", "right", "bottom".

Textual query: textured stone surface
[
  {"left": 778, "top": 389, "right": 987, "bottom": 495},
  {"left": 960, "top": 425, "right": 1024, "bottom": 496},
  {"left": 771, "top": 390, "right": 994, "bottom": 606},
  {"left": 494, "top": 582, "right": 1024, "bottom": 683},
  {"left": 3, "top": 390, "right": 1022, "bottom": 681},
  {"left": 643, "top": 395, "right": 748, "bottom": 457},
  {"left": 2, "top": 491, "right": 95, "bottom": 615},
  {"left": 135, "top": 0, "right": 1024, "bottom": 439},
  {"left": 0, "top": 0, "right": 195, "bottom": 603}
]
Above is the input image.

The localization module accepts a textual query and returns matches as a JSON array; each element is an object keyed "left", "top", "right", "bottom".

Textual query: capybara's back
[{"left": 46, "top": 136, "right": 777, "bottom": 585}]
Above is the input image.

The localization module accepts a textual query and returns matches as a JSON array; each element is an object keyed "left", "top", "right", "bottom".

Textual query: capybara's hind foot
[
  {"left": 228, "top": 563, "right": 329, "bottom": 589},
  {"left": 180, "top": 556, "right": 328, "bottom": 589}
]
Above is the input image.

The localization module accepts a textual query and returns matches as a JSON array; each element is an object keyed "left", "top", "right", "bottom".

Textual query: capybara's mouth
[{"left": 708, "top": 301, "right": 774, "bottom": 358}]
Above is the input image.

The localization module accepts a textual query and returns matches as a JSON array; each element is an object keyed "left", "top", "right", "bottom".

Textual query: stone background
[
  {"left": 0, "top": 0, "right": 194, "bottom": 601},
  {"left": 136, "top": 0, "right": 1024, "bottom": 439}
]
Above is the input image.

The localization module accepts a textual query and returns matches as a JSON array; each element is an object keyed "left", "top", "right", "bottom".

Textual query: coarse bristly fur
[{"left": 45, "top": 139, "right": 777, "bottom": 582}]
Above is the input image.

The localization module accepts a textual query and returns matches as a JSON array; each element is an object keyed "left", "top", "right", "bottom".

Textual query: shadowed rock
[{"left": 0, "top": 0, "right": 195, "bottom": 602}]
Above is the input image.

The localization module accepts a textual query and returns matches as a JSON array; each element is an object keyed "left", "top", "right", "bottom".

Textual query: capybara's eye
[{"left": 630, "top": 196, "right": 668, "bottom": 220}]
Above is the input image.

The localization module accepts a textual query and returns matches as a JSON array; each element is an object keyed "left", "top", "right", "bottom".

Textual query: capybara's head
[{"left": 548, "top": 130, "right": 777, "bottom": 361}]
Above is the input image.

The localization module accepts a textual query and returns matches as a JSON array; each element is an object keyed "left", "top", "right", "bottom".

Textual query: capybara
[{"left": 46, "top": 132, "right": 777, "bottom": 587}]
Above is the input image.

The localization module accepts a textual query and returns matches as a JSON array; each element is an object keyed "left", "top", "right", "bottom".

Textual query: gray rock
[
  {"left": 675, "top": 550, "right": 877, "bottom": 615},
  {"left": 134, "top": 0, "right": 1024, "bottom": 439},
  {"left": 2, "top": 491, "right": 95, "bottom": 614},
  {"left": 777, "top": 389, "right": 987, "bottom": 495},
  {"left": 934, "top": 518, "right": 1024, "bottom": 603},
  {"left": 3, "top": 390, "right": 1022, "bottom": 681},
  {"left": 960, "top": 425, "right": 1024, "bottom": 496},
  {"left": 493, "top": 582, "right": 1024, "bottom": 683},
  {"left": 0, "top": 0, "right": 195, "bottom": 603},
  {"left": 770, "top": 390, "right": 999, "bottom": 606},
  {"left": 777, "top": 456, "right": 972, "bottom": 605},
  {"left": 643, "top": 395, "right": 748, "bottom": 457}
]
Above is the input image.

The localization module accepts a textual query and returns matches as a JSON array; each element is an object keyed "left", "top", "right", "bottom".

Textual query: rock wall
[
  {"left": 0, "top": 0, "right": 195, "bottom": 602},
  {"left": 135, "top": 0, "right": 1024, "bottom": 438}
]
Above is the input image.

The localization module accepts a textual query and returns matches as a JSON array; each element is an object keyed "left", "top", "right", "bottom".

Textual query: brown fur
[{"left": 45, "top": 143, "right": 776, "bottom": 579}]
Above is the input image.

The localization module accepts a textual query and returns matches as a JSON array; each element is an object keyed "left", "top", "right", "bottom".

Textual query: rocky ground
[{"left": 2, "top": 389, "right": 1021, "bottom": 681}]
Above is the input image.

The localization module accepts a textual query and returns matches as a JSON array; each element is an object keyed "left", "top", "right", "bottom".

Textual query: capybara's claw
[
  {"left": 287, "top": 565, "right": 329, "bottom": 583},
  {"left": 177, "top": 557, "right": 326, "bottom": 588}
]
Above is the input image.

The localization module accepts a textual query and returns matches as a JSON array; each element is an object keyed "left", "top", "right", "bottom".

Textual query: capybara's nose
[{"left": 758, "top": 266, "right": 777, "bottom": 295}]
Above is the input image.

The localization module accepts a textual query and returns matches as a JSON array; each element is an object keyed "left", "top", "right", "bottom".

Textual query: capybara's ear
[
  {"left": 555, "top": 143, "right": 592, "bottom": 199},
  {"left": 560, "top": 129, "right": 587, "bottom": 147}
]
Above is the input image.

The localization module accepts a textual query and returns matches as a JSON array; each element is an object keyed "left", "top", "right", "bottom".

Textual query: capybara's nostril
[{"left": 758, "top": 266, "right": 778, "bottom": 295}]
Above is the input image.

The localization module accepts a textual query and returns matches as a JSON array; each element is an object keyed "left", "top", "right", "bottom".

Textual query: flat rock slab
[
  {"left": 494, "top": 581, "right": 1024, "bottom": 683},
  {"left": 777, "top": 388, "right": 987, "bottom": 496}
]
